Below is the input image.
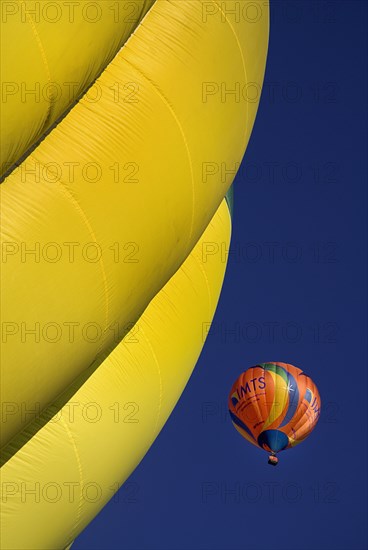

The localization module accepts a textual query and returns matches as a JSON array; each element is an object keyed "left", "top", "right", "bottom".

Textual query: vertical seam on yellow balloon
[
  {"left": 123, "top": 58, "right": 196, "bottom": 251},
  {"left": 56, "top": 180, "right": 110, "bottom": 353},
  {"left": 28, "top": 155, "right": 111, "bottom": 351},
  {"left": 211, "top": 0, "right": 249, "bottom": 148},
  {"left": 138, "top": 324, "right": 163, "bottom": 437},
  {"left": 192, "top": 254, "right": 213, "bottom": 316},
  {"left": 59, "top": 414, "right": 85, "bottom": 536},
  {"left": 188, "top": 199, "right": 231, "bottom": 341},
  {"left": 17, "top": 0, "right": 53, "bottom": 127}
]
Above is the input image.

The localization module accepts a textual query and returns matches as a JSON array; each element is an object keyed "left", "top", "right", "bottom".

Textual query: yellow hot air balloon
[{"left": 0, "top": 1, "right": 269, "bottom": 548}]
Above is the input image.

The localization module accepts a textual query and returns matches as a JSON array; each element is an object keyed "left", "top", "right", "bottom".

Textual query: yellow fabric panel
[
  {"left": 0, "top": 0, "right": 269, "bottom": 447},
  {"left": 122, "top": 0, "right": 269, "bottom": 224},
  {"left": 0, "top": 0, "right": 155, "bottom": 177},
  {"left": 263, "top": 371, "right": 289, "bottom": 430},
  {"left": 0, "top": 199, "right": 231, "bottom": 550}
]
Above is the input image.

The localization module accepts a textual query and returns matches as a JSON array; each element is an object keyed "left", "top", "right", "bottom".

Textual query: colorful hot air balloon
[{"left": 228, "top": 362, "right": 321, "bottom": 465}]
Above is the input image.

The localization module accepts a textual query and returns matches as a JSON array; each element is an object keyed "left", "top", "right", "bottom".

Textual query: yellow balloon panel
[
  {"left": 0, "top": 0, "right": 269, "bottom": 447},
  {"left": 0, "top": 199, "right": 231, "bottom": 550},
  {"left": 0, "top": 0, "right": 155, "bottom": 176}
]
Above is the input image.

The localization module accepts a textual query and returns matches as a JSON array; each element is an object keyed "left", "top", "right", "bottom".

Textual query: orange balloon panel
[{"left": 228, "top": 362, "right": 321, "bottom": 454}]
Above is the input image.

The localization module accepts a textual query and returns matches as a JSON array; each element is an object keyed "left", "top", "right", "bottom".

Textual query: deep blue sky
[{"left": 75, "top": 2, "right": 367, "bottom": 549}]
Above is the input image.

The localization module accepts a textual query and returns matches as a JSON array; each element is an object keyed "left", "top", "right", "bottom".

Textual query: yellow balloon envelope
[{"left": 0, "top": 1, "right": 269, "bottom": 547}]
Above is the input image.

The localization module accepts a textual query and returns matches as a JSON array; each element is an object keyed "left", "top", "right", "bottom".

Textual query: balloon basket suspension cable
[{"left": 268, "top": 452, "right": 278, "bottom": 466}]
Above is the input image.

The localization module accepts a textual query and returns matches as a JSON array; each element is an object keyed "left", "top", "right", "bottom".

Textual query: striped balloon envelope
[{"left": 228, "top": 362, "right": 321, "bottom": 465}]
